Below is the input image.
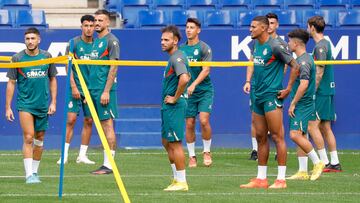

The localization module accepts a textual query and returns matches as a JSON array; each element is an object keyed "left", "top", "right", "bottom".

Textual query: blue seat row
[
  {"left": 105, "top": 0, "right": 360, "bottom": 13},
  {"left": 0, "top": 9, "right": 48, "bottom": 28},
  {"left": 0, "top": 0, "right": 31, "bottom": 9},
  {"left": 122, "top": 9, "right": 360, "bottom": 28}
]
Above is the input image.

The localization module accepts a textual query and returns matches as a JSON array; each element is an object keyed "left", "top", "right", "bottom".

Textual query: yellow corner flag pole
[{"left": 71, "top": 54, "right": 131, "bottom": 203}]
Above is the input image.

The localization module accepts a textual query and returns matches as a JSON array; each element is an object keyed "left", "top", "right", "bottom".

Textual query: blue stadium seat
[
  {"left": 273, "top": 10, "right": 302, "bottom": 28},
  {"left": 138, "top": 10, "right": 169, "bottom": 28},
  {"left": 252, "top": 0, "right": 284, "bottom": 10},
  {"left": 237, "top": 10, "right": 262, "bottom": 28},
  {"left": 218, "top": 0, "right": 252, "bottom": 11},
  {"left": 153, "top": 0, "right": 185, "bottom": 12},
  {"left": 0, "top": 10, "right": 14, "bottom": 28},
  {"left": 187, "top": 0, "right": 218, "bottom": 11},
  {"left": 284, "top": 0, "right": 316, "bottom": 9},
  {"left": 351, "top": 0, "right": 360, "bottom": 9},
  {"left": 171, "top": 10, "right": 204, "bottom": 27},
  {"left": 302, "top": 9, "right": 336, "bottom": 28},
  {"left": 104, "top": 0, "right": 121, "bottom": 12},
  {"left": 1, "top": 0, "right": 31, "bottom": 9},
  {"left": 318, "top": 0, "right": 349, "bottom": 10},
  {"left": 121, "top": 0, "right": 152, "bottom": 28},
  {"left": 16, "top": 10, "right": 48, "bottom": 28},
  {"left": 204, "top": 10, "right": 235, "bottom": 28},
  {"left": 337, "top": 10, "right": 360, "bottom": 27}
]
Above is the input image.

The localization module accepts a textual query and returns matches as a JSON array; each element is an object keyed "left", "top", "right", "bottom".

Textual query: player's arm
[
  {"left": 278, "top": 59, "right": 300, "bottom": 99},
  {"left": 243, "top": 55, "right": 253, "bottom": 94},
  {"left": 5, "top": 79, "right": 16, "bottom": 121},
  {"left": 48, "top": 59, "right": 58, "bottom": 115},
  {"left": 187, "top": 44, "right": 212, "bottom": 96},
  {"left": 288, "top": 79, "right": 308, "bottom": 117},
  {"left": 313, "top": 45, "right": 327, "bottom": 91},
  {"left": 65, "top": 43, "right": 80, "bottom": 99},
  {"left": 173, "top": 73, "right": 190, "bottom": 100},
  {"left": 101, "top": 38, "right": 120, "bottom": 105}
]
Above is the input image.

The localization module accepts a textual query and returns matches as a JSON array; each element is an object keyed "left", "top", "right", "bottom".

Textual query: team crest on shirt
[
  {"left": 194, "top": 49, "right": 199, "bottom": 56},
  {"left": 99, "top": 41, "right": 103, "bottom": 48},
  {"left": 263, "top": 48, "right": 268, "bottom": 56},
  {"left": 319, "top": 48, "right": 324, "bottom": 53},
  {"left": 68, "top": 101, "right": 73, "bottom": 108},
  {"left": 301, "top": 61, "right": 306, "bottom": 66},
  {"left": 177, "top": 58, "right": 183, "bottom": 62},
  {"left": 113, "top": 41, "right": 118, "bottom": 46},
  {"left": 208, "top": 49, "right": 211, "bottom": 53}
]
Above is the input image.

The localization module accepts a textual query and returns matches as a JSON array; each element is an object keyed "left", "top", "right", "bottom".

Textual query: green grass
[{"left": 0, "top": 148, "right": 359, "bottom": 203}]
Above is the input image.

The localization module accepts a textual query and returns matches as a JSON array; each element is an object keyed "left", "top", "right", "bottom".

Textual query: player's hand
[
  {"left": 243, "top": 82, "right": 251, "bottom": 94},
  {"left": 5, "top": 108, "right": 15, "bottom": 122},
  {"left": 187, "top": 84, "right": 196, "bottom": 97},
  {"left": 277, "top": 88, "right": 290, "bottom": 99},
  {"left": 71, "top": 86, "right": 81, "bottom": 99},
  {"left": 288, "top": 103, "right": 296, "bottom": 118},
  {"left": 100, "top": 91, "right": 110, "bottom": 105},
  {"left": 164, "top": 95, "right": 177, "bottom": 104},
  {"left": 48, "top": 102, "right": 56, "bottom": 115}
]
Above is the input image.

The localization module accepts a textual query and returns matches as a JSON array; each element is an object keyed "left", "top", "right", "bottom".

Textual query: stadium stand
[
  {"left": 351, "top": 0, "right": 360, "bottom": 8},
  {"left": 187, "top": 0, "right": 218, "bottom": 11},
  {"left": 337, "top": 10, "right": 360, "bottom": 27},
  {"left": 138, "top": 9, "right": 169, "bottom": 28},
  {"left": 237, "top": 10, "right": 262, "bottom": 28},
  {"left": 318, "top": 0, "right": 349, "bottom": 10},
  {"left": 272, "top": 10, "right": 303, "bottom": 28},
  {"left": 171, "top": 9, "right": 204, "bottom": 26},
  {"left": 16, "top": 9, "right": 48, "bottom": 28},
  {"left": 122, "top": 0, "right": 152, "bottom": 28},
  {"left": 153, "top": 0, "right": 185, "bottom": 12},
  {"left": 1, "top": 0, "right": 31, "bottom": 10},
  {"left": 284, "top": 0, "right": 317, "bottom": 10},
  {"left": 303, "top": 9, "right": 337, "bottom": 28},
  {"left": 0, "top": 9, "right": 13, "bottom": 27},
  {"left": 204, "top": 9, "right": 236, "bottom": 28},
  {"left": 218, "top": 0, "right": 252, "bottom": 11},
  {"left": 252, "top": 0, "right": 284, "bottom": 10}
]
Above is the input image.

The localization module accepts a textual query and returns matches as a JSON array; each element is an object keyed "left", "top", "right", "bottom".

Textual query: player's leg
[
  {"left": 57, "top": 112, "right": 77, "bottom": 164},
  {"left": 289, "top": 130, "right": 324, "bottom": 181},
  {"left": 265, "top": 107, "right": 287, "bottom": 188},
  {"left": 77, "top": 117, "right": 95, "bottom": 164},
  {"left": 162, "top": 138, "right": 177, "bottom": 187},
  {"left": 186, "top": 117, "right": 197, "bottom": 167},
  {"left": 240, "top": 110, "right": 269, "bottom": 189},
  {"left": 33, "top": 130, "right": 44, "bottom": 182},
  {"left": 308, "top": 119, "right": 329, "bottom": 165},
  {"left": 249, "top": 117, "right": 258, "bottom": 160},
  {"left": 287, "top": 146, "right": 310, "bottom": 180},
  {"left": 320, "top": 121, "right": 342, "bottom": 172},
  {"left": 199, "top": 112, "right": 212, "bottom": 166},
  {"left": 19, "top": 111, "right": 38, "bottom": 183}
]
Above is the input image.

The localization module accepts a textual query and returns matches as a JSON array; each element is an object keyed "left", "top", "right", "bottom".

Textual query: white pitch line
[
  {"left": 1, "top": 192, "right": 360, "bottom": 197},
  {"left": 1, "top": 151, "right": 359, "bottom": 156}
]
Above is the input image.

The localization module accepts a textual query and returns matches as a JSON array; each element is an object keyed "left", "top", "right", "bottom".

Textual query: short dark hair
[
  {"left": 252, "top": 16, "right": 269, "bottom": 27},
  {"left": 186, "top": 18, "right": 201, "bottom": 28},
  {"left": 266, "top": 13, "right": 278, "bottom": 21},
  {"left": 161, "top": 25, "right": 181, "bottom": 41},
  {"left": 288, "top": 29, "right": 310, "bottom": 45},
  {"left": 307, "top": 15, "right": 325, "bottom": 33},
  {"left": 95, "top": 9, "right": 110, "bottom": 18},
  {"left": 81, "top": 15, "right": 95, "bottom": 24},
  {"left": 24, "top": 27, "right": 40, "bottom": 36}
]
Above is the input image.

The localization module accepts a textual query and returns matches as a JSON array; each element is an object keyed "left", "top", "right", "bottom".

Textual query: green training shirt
[
  {"left": 179, "top": 40, "right": 213, "bottom": 93},
  {"left": 7, "top": 49, "right": 58, "bottom": 115},
  {"left": 88, "top": 32, "right": 120, "bottom": 90}
]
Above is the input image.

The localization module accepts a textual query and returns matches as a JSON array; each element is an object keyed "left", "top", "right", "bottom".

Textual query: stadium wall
[{"left": 0, "top": 29, "right": 359, "bottom": 150}]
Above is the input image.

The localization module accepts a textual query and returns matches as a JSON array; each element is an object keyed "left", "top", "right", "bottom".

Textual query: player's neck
[
  {"left": 258, "top": 34, "right": 270, "bottom": 44},
  {"left": 270, "top": 33, "right": 278, "bottom": 39},
  {"left": 97, "top": 29, "right": 109, "bottom": 38},
  {"left": 25, "top": 48, "right": 39, "bottom": 56},
  {"left": 313, "top": 33, "right": 324, "bottom": 43},
  {"left": 81, "top": 35, "right": 93, "bottom": 43},
  {"left": 187, "top": 37, "right": 199, "bottom": 46},
  {"left": 168, "top": 46, "right": 178, "bottom": 55},
  {"left": 295, "top": 47, "right": 306, "bottom": 57}
]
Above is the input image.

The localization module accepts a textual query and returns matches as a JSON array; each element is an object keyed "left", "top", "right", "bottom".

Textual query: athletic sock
[
  {"left": 257, "top": 165, "right": 267, "bottom": 179},
  {"left": 176, "top": 170, "right": 186, "bottom": 183},
  {"left": 24, "top": 158, "right": 33, "bottom": 178},
  {"left": 330, "top": 150, "right": 340, "bottom": 165},
  {"left": 32, "top": 160, "right": 40, "bottom": 174},
  {"left": 187, "top": 142, "right": 196, "bottom": 157},
  {"left": 252, "top": 137, "right": 258, "bottom": 151},
  {"left": 103, "top": 150, "right": 115, "bottom": 170},
  {"left": 170, "top": 163, "right": 177, "bottom": 181},
  {"left": 78, "top": 145, "right": 88, "bottom": 157},
  {"left": 64, "top": 142, "right": 70, "bottom": 159},
  {"left": 307, "top": 149, "right": 320, "bottom": 165},
  {"left": 203, "top": 139, "right": 212, "bottom": 153},
  {"left": 318, "top": 148, "right": 329, "bottom": 165},
  {"left": 277, "top": 166, "right": 286, "bottom": 180},
  {"left": 298, "top": 156, "right": 308, "bottom": 172}
]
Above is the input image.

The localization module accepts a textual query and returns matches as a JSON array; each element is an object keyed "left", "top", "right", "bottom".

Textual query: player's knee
[
  {"left": 186, "top": 119, "right": 195, "bottom": 129},
  {"left": 33, "top": 139, "right": 44, "bottom": 147},
  {"left": 67, "top": 117, "right": 76, "bottom": 126},
  {"left": 199, "top": 118, "right": 209, "bottom": 128}
]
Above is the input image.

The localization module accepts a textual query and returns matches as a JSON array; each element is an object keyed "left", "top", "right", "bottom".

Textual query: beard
[{"left": 26, "top": 45, "right": 38, "bottom": 52}]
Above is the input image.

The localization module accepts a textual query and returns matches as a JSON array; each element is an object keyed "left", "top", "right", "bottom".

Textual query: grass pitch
[{"left": 0, "top": 148, "right": 359, "bottom": 203}]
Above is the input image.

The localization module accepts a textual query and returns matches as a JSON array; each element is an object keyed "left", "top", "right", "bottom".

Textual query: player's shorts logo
[
  {"left": 68, "top": 101, "right": 73, "bottom": 108},
  {"left": 293, "top": 121, "right": 298, "bottom": 126}
]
